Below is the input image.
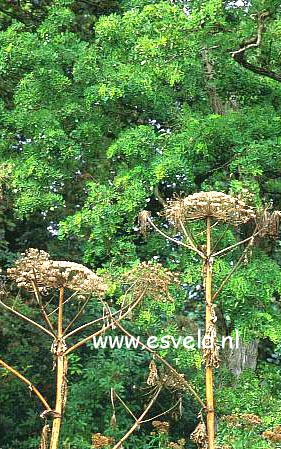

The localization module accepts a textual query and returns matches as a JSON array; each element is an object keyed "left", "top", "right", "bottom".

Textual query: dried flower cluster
[
  {"left": 92, "top": 433, "right": 114, "bottom": 448},
  {"left": 168, "top": 438, "right": 186, "bottom": 449},
  {"left": 138, "top": 210, "right": 152, "bottom": 236},
  {"left": 160, "top": 370, "right": 187, "bottom": 392},
  {"left": 262, "top": 426, "right": 281, "bottom": 442},
  {"left": 8, "top": 249, "right": 107, "bottom": 295},
  {"left": 257, "top": 210, "right": 281, "bottom": 239},
  {"left": 123, "top": 261, "right": 178, "bottom": 302},
  {"left": 222, "top": 413, "right": 262, "bottom": 427},
  {"left": 190, "top": 421, "right": 208, "bottom": 449},
  {"left": 147, "top": 360, "right": 159, "bottom": 386},
  {"left": 152, "top": 420, "right": 170, "bottom": 434},
  {"left": 164, "top": 192, "right": 256, "bottom": 226}
]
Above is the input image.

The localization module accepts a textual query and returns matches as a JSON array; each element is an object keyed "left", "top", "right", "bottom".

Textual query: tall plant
[
  {"left": 139, "top": 191, "right": 280, "bottom": 449},
  {"left": 0, "top": 249, "right": 150, "bottom": 449}
]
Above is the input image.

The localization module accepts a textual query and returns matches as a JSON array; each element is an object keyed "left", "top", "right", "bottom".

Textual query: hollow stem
[
  {"left": 205, "top": 217, "right": 215, "bottom": 449},
  {"left": 0, "top": 357, "right": 51, "bottom": 410},
  {"left": 50, "top": 288, "right": 67, "bottom": 449}
]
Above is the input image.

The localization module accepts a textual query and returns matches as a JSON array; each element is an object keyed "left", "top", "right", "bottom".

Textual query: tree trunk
[{"left": 224, "top": 339, "right": 259, "bottom": 377}]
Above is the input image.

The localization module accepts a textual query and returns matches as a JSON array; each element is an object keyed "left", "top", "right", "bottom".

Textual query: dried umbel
[
  {"left": 123, "top": 261, "right": 178, "bottom": 302},
  {"left": 152, "top": 420, "right": 170, "bottom": 434},
  {"left": 222, "top": 413, "right": 262, "bottom": 428},
  {"left": 257, "top": 210, "right": 281, "bottom": 239},
  {"left": 92, "top": 433, "right": 115, "bottom": 448},
  {"left": 164, "top": 191, "right": 256, "bottom": 226},
  {"left": 8, "top": 249, "right": 107, "bottom": 296},
  {"left": 160, "top": 370, "right": 187, "bottom": 392},
  {"left": 168, "top": 439, "right": 186, "bottom": 449},
  {"left": 190, "top": 421, "right": 208, "bottom": 449}
]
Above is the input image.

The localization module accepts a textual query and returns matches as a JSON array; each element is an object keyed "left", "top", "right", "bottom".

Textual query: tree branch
[{"left": 231, "top": 11, "right": 281, "bottom": 83}]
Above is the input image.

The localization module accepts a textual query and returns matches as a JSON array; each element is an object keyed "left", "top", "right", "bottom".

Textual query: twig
[
  {"left": 63, "top": 297, "right": 90, "bottom": 335},
  {"left": 212, "top": 234, "right": 255, "bottom": 301},
  {"left": 0, "top": 358, "right": 51, "bottom": 410},
  {"left": 140, "top": 397, "right": 181, "bottom": 423},
  {"left": 64, "top": 289, "right": 147, "bottom": 355},
  {"left": 0, "top": 300, "right": 54, "bottom": 338},
  {"left": 31, "top": 279, "right": 56, "bottom": 336},
  {"left": 64, "top": 293, "right": 138, "bottom": 340},
  {"left": 111, "top": 387, "right": 162, "bottom": 449},
  {"left": 212, "top": 227, "right": 260, "bottom": 257},
  {"left": 47, "top": 291, "right": 80, "bottom": 317},
  {"left": 114, "top": 321, "right": 205, "bottom": 408},
  {"left": 113, "top": 391, "right": 138, "bottom": 421},
  {"left": 147, "top": 217, "right": 205, "bottom": 259}
]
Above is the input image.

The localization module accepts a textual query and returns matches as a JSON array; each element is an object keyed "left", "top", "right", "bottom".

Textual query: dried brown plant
[
  {"left": 92, "top": 433, "right": 115, "bottom": 448},
  {"left": 262, "top": 426, "right": 281, "bottom": 443},
  {"left": 190, "top": 420, "right": 208, "bottom": 449},
  {"left": 257, "top": 210, "right": 281, "bottom": 239},
  {"left": 152, "top": 420, "right": 170, "bottom": 434},
  {"left": 123, "top": 261, "right": 179, "bottom": 302},
  {"left": 164, "top": 191, "right": 256, "bottom": 226},
  {"left": 7, "top": 248, "right": 107, "bottom": 296}
]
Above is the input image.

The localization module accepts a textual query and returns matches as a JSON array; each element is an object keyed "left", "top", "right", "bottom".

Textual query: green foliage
[{"left": 1, "top": 0, "right": 281, "bottom": 447}]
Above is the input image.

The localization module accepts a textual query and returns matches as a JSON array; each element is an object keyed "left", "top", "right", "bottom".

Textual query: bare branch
[
  {"left": 113, "top": 390, "right": 138, "bottom": 421},
  {"left": 0, "top": 300, "right": 54, "bottom": 338},
  {"left": 140, "top": 397, "right": 181, "bottom": 424},
  {"left": 212, "top": 228, "right": 259, "bottom": 257},
  {"left": 147, "top": 217, "right": 205, "bottom": 259},
  {"left": 111, "top": 387, "right": 162, "bottom": 449},
  {"left": 64, "top": 292, "right": 138, "bottom": 340},
  {"left": 114, "top": 321, "right": 205, "bottom": 408},
  {"left": 64, "top": 289, "right": 147, "bottom": 355},
  {"left": 63, "top": 296, "right": 90, "bottom": 335},
  {"left": 212, "top": 234, "right": 256, "bottom": 301},
  {"left": 0, "top": 358, "right": 51, "bottom": 410},
  {"left": 31, "top": 279, "right": 56, "bottom": 336}
]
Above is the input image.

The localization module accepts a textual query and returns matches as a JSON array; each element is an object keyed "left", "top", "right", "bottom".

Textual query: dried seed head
[
  {"left": 262, "top": 426, "right": 281, "bottom": 442},
  {"left": 222, "top": 413, "right": 262, "bottom": 428},
  {"left": 257, "top": 210, "right": 281, "bottom": 239},
  {"left": 92, "top": 433, "right": 114, "bottom": 448},
  {"left": 7, "top": 248, "right": 107, "bottom": 296},
  {"left": 152, "top": 420, "right": 170, "bottom": 434},
  {"left": 164, "top": 191, "right": 256, "bottom": 226},
  {"left": 147, "top": 360, "right": 158, "bottom": 386},
  {"left": 190, "top": 421, "right": 208, "bottom": 449},
  {"left": 160, "top": 370, "right": 187, "bottom": 392},
  {"left": 138, "top": 210, "right": 151, "bottom": 236},
  {"left": 123, "top": 261, "right": 178, "bottom": 302},
  {"left": 168, "top": 439, "right": 186, "bottom": 449}
]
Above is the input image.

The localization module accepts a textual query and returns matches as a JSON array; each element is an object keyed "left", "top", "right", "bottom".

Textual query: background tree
[{"left": 0, "top": 0, "right": 281, "bottom": 448}]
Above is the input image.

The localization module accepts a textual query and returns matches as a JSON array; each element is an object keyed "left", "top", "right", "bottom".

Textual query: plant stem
[
  {"left": 0, "top": 357, "right": 51, "bottom": 410},
  {"left": 205, "top": 217, "right": 215, "bottom": 449},
  {"left": 50, "top": 288, "right": 67, "bottom": 449}
]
